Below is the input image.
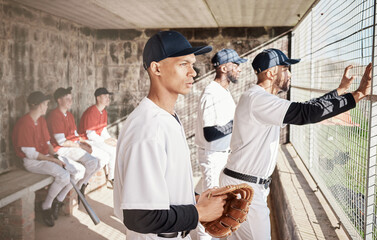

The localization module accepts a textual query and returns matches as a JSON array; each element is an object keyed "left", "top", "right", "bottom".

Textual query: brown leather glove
[{"left": 201, "top": 183, "right": 254, "bottom": 238}]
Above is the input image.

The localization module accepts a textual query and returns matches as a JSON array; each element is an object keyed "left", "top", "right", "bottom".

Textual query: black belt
[
  {"left": 223, "top": 168, "right": 272, "bottom": 189},
  {"left": 157, "top": 230, "right": 190, "bottom": 238}
]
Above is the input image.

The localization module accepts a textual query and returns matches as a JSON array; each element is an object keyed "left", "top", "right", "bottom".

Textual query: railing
[{"left": 290, "top": 0, "right": 376, "bottom": 238}]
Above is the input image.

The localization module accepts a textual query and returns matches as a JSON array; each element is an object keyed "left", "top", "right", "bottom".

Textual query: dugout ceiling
[{"left": 12, "top": 0, "right": 316, "bottom": 29}]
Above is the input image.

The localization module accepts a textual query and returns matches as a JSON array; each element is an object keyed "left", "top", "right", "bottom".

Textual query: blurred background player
[
  {"left": 12, "top": 91, "right": 84, "bottom": 227},
  {"left": 47, "top": 87, "right": 99, "bottom": 199},
  {"left": 194, "top": 49, "right": 247, "bottom": 240},
  {"left": 79, "top": 87, "right": 117, "bottom": 186}
]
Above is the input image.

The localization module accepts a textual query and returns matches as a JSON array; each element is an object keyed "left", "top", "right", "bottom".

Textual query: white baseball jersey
[
  {"left": 114, "top": 97, "right": 196, "bottom": 221},
  {"left": 195, "top": 81, "right": 236, "bottom": 151},
  {"left": 225, "top": 85, "right": 291, "bottom": 178}
]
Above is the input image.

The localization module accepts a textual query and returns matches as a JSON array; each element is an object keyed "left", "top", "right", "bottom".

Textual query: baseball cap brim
[
  {"left": 282, "top": 58, "right": 301, "bottom": 65},
  {"left": 234, "top": 58, "right": 248, "bottom": 65},
  {"left": 170, "top": 46, "right": 213, "bottom": 58}
]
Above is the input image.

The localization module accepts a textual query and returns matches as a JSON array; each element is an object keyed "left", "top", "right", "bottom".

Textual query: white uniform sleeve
[
  {"left": 101, "top": 127, "right": 112, "bottom": 139},
  {"left": 117, "top": 139, "right": 170, "bottom": 210},
  {"left": 251, "top": 92, "right": 292, "bottom": 127},
  {"left": 54, "top": 133, "right": 67, "bottom": 145},
  {"left": 21, "top": 147, "right": 39, "bottom": 160},
  {"left": 201, "top": 95, "right": 218, "bottom": 127},
  {"left": 100, "top": 127, "right": 112, "bottom": 140},
  {"left": 87, "top": 130, "right": 105, "bottom": 142}
]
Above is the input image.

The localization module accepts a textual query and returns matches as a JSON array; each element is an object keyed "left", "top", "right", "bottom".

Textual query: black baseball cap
[
  {"left": 54, "top": 87, "right": 72, "bottom": 101},
  {"left": 95, "top": 87, "right": 113, "bottom": 97},
  {"left": 252, "top": 48, "right": 300, "bottom": 74},
  {"left": 143, "top": 31, "right": 212, "bottom": 70},
  {"left": 27, "top": 91, "right": 51, "bottom": 106},
  {"left": 211, "top": 49, "right": 247, "bottom": 67}
]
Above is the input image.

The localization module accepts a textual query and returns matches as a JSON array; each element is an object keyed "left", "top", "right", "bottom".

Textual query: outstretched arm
[{"left": 283, "top": 63, "right": 372, "bottom": 125}]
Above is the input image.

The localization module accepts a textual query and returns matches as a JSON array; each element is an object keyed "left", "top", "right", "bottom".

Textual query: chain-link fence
[{"left": 290, "top": 0, "right": 376, "bottom": 238}]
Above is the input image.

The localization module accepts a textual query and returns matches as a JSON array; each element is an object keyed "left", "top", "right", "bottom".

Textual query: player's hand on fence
[
  {"left": 195, "top": 188, "right": 227, "bottom": 222},
  {"left": 337, "top": 65, "right": 355, "bottom": 95},
  {"left": 352, "top": 63, "right": 372, "bottom": 103}
]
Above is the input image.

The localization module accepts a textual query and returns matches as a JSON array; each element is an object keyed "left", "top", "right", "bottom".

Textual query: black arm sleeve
[
  {"left": 123, "top": 205, "right": 198, "bottom": 234},
  {"left": 203, "top": 120, "right": 233, "bottom": 142},
  {"left": 283, "top": 90, "right": 356, "bottom": 125}
]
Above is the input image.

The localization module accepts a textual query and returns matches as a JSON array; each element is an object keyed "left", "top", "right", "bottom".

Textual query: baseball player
[
  {"left": 12, "top": 91, "right": 85, "bottom": 227},
  {"left": 47, "top": 87, "right": 100, "bottom": 198},
  {"left": 113, "top": 31, "right": 226, "bottom": 240},
  {"left": 195, "top": 49, "right": 247, "bottom": 240},
  {"left": 78, "top": 87, "right": 116, "bottom": 185},
  {"left": 219, "top": 48, "right": 372, "bottom": 240}
]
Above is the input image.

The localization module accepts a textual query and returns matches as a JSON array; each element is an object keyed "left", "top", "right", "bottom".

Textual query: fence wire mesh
[{"left": 291, "top": 0, "right": 376, "bottom": 238}]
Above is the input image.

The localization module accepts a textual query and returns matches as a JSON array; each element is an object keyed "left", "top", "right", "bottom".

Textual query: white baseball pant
[
  {"left": 88, "top": 140, "right": 115, "bottom": 179},
  {"left": 57, "top": 147, "right": 98, "bottom": 189},
  {"left": 196, "top": 148, "right": 228, "bottom": 240},
  {"left": 219, "top": 172, "right": 271, "bottom": 240},
  {"left": 23, "top": 156, "right": 83, "bottom": 208}
]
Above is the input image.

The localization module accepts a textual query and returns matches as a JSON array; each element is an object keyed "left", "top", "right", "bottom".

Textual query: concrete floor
[
  {"left": 35, "top": 185, "right": 126, "bottom": 240},
  {"left": 36, "top": 178, "right": 279, "bottom": 240}
]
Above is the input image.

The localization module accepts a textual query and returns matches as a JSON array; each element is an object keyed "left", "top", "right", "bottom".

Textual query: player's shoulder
[
  {"left": 128, "top": 98, "right": 171, "bottom": 125},
  {"left": 47, "top": 108, "right": 61, "bottom": 119},
  {"left": 15, "top": 114, "right": 32, "bottom": 127},
  {"left": 38, "top": 116, "right": 48, "bottom": 124},
  {"left": 241, "top": 85, "right": 270, "bottom": 99},
  {"left": 122, "top": 98, "right": 177, "bottom": 137}
]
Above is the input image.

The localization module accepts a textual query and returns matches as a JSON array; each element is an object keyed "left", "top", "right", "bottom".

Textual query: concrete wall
[{"left": 0, "top": 0, "right": 291, "bottom": 173}]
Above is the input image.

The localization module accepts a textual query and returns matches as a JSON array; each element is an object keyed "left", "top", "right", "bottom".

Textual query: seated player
[
  {"left": 12, "top": 91, "right": 84, "bottom": 227},
  {"left": 79, "top": 87, "right": 116, "bottom": 185},
  {"left": 47, "top": 87, "right": 100, "bottom": 198}
]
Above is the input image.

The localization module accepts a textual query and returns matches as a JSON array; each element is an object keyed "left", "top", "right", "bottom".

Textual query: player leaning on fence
[{"left": 219, "top": 48, "right": 372, "bottom": 240}]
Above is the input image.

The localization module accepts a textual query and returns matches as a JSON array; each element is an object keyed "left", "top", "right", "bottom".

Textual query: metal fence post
[{"left": 364, "top": 1, "right": 377, "bottom": 239}]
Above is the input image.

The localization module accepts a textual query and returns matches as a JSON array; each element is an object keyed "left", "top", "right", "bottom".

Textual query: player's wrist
[
  {"left": 352, "top": 90, "right": 365, "bottom": 103},
  {"left": 336, "top": 87, "right": 347, "bottom": 95},
  {"left": 194, "top": 204, "right": 204, "bottom": 222}
]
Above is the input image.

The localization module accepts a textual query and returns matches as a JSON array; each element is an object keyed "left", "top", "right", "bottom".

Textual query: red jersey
[
  {"left": 47, "top": 108, "right": 80, "bottom": 150},
  {"left": 12, "top": 114, "right": 51, "bottom": 158},
  {"left": 78, "top": 105, "right": 108, "bottom": 140}
]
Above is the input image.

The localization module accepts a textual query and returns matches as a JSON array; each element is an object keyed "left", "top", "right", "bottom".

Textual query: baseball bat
[{"left": 70, "top": 179, "right": 100, "bottom": 225}]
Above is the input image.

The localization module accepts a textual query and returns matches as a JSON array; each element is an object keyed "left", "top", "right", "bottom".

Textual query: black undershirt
[
  {"left": 203, "top": 120, "right": 233, "bottom": 142},
  {"left": 283, "top": 90, "right": 356, "bottom": 125},
  {"left": 123, "top": 205, "right": 198, "bottom": 234},
  {"left": 172, "top": 113, "right": 181, "bottom": 125}
]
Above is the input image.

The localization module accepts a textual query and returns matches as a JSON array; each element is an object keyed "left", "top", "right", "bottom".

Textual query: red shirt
[
  {"left": 78, "top": 105, "right": 108, "bottom": 140},
  {"left": 47, "top": 108, "right": 80, "bottom": 150},
  {"left": 12, "top": 114, "right": 51, "bottom": 158}
]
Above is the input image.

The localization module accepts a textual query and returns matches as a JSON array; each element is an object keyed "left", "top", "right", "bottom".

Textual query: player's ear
[
  {"left": 220, "top": 65, "right": 227, "bottom": 73},
  {"left": 149, "top": 61, "right": 161, "bottom": 76},
  {"left": 265, "top": 68, "right": 276, "bottom": 80}
]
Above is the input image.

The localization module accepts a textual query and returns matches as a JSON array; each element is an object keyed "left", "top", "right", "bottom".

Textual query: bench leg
[{"left": 0, "top": 192, "right": 35, "bottom": 240}]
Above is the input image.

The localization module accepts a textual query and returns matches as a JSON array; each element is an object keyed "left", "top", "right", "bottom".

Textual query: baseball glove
[{"left": 201, "top": 183, "right": 254, "bottom": 238}]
